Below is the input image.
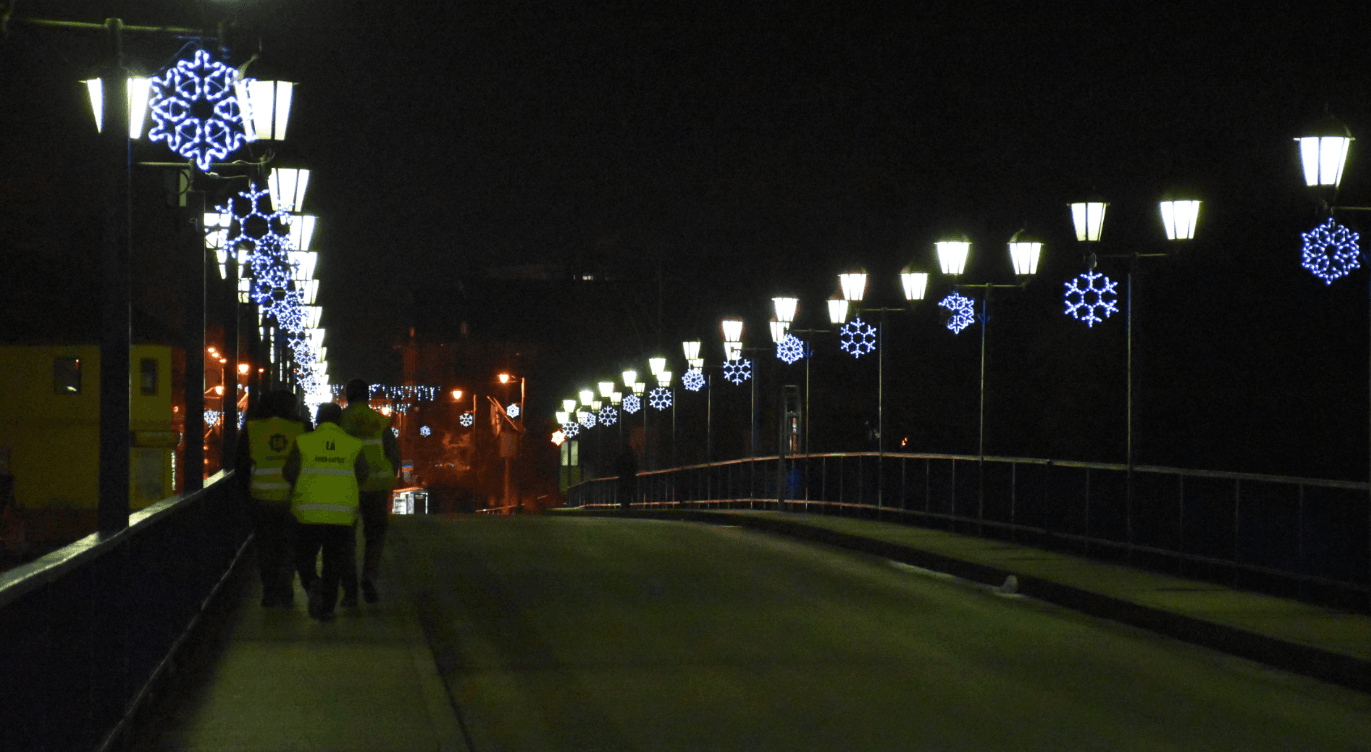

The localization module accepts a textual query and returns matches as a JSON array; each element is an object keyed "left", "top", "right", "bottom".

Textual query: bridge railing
[
  {"left": 0, "top": 471, "right": 251, "bottom": 752},
  {"left": 568, "top": 452, "right": 1371, "bottom": 612}
]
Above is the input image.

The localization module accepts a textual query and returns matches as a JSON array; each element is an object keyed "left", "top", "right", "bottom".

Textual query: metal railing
[
  {"left": 0, "top": 471, "right": 252, "bottom": 752},
  {"left": 568, "top": 452, "right": 1371, "bottom": 612}
]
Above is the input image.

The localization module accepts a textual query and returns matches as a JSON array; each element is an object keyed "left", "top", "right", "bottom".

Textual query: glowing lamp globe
[
  {"left": 562, "top": 399, "right": 578, "bottom": 413},
  {"left": 936, "top": 236, "right": 971, "bottom": 276},
  {"left": 772, "top": 296, "right": 799, "bottom": 324},
  {"left": 1070, "top": 201, "right": 1108, "bottom": 243},
  {"left": 827, "top": 294, "right": 849, "bottom": 325},
  {"left": 682, "top": 340, "right": 701, "bottom": 360},
  {"left": 598, "top": 381, "right": 615, "bottom": 398},
  {"left": 234, "top": 78, "right": 295, "bottom": 142},
  {"left": 721, "top": 318, "right": 744, "bottom": 343},
  {"left": 85, "top": 76, "right": 152, "bottom": 138},
  {"left": 899, "top": 267, "right": 929, "bottom": 302},
  {"left": 1296, "top": 117, "right": 1353, "bottom": 189},
  {"left": 656, "top": 371, "right": 672, "bottom": 388},
  {"left": 1008, "top": 235, "right": 1042, "bottom": 276},
  {"left": 769, "top": 318, "right": 789, "bottom": 343},
  {"left": 556, "top": 411, "right": 570, "bottom": 424},
  {"left": 839, "top": 271, "right": 867, "bottom": 302},
  {"left": 1159, "top": 199, "right": 1201, "bottom": 241},
  {"left": 268, "top": 168, "right": 310, "bottom": 213},
  {"left": 622, "top": 370, "right": 637, "bottom": 388},
  {"left": 633, "top": 382, "right": 646, "bottom": 396},
  {"left": 649, "top": 357, "right": 666, "bottom": 376},
  {"left": 579, "top": 389, "right": 595, "bottom": 406}
]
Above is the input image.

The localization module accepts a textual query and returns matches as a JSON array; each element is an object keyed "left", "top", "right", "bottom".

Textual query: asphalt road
[{"left": 392, "top": 515, "right": 1371, "bottom": 752}]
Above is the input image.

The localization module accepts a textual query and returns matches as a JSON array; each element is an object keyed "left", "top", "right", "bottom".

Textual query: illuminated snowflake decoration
[
  {"left": 561, "top": 421, "right": 581, "bottom": 438},
  {"left": 220, "top": 186, "right": 295, "bottom": 305},
  {"left": 649, "top": 387, "right": 673, "bottom": 410},
  {"left": 459, "top": 412, "right": 474, "bottom": 427},
  {"left": 1063, "top": 271, "right": 1119, "bottom": 328},
  {"left": 269, "top": 288, "right": 307, "bottom": 333},
  {"left": 551, "top": 430, "right": 566, "bottom": 446},
  {"left": 682, "top": 369, "right": 706, "bottom": 392},
  {"left": 939, "top": 292, "right": 977, "bottom": 334},
  {"left": 623, "top": 394, "right": 642, "bottom": 414},
  {"left": 238, "top": 411, "right": 247, "bottom": 430},
  {"left": 839, "top": 318, "right": 877, "bottom": 358},
  {"left": 204, "top": 410, "right": 222, "bottom": 429},
  {"left": 391, "top": 427, "right": 400, "bottom": 437},
  {"left": 419, "top": 425, "right": 431, "bottom": 437},
  {"left": 148, "top": 49, "right": 246, "bottom": 171},
  {"left": 506, "top": 404, "right": 521, "bottom": 419},
  {"left": 597, "top": 405, "right": 618, "bottom": 426},
  {"left": 723, "top": 358, "right": 752, "bottom": 385},
  {"left": 1301, "top": 218, "right": 1362, "bottom": 284},
  {"left": 776, "top": 333, "right": 805, "bottom": 364},
  {"left": 579, "top": 411, "right": 597, "bottom": 429}
]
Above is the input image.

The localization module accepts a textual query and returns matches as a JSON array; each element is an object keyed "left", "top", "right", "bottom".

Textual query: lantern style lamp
[
  {"left": 772, "top": 296, "right": 799, "bottom": 324},
  {"left": 1070, "top": 200, "right": 1108, "bottom": 243},
  {"left": 598, "top": 381, "right": 615, "bottom": 399},
  {"left": 579, "top": 389, "right": 595, "bottom": 407},
  {"left": 656, "top": 371, "right": 673, "bottom": 388},
  {"left": 721, "top": 318, "right": 744, "bottom": 344},
  {"left": 633, "top": 381, "right": 646, "bottom": 397},
  {"left": 899, "top": 266, "right": 929, "bottom": 302},
  {"left": 827, "top": 292, "right": 849, "bottom": 325},
  {"left": 1008, "top": 232, "right": 1043, "bottom": 276},
  {"left": 268, "top": 167, "right": 310, "bottom": 213},
  {"left": 649, "top": 357, "right": 667, "bottom": 376},
  {"left": 562, "top": 398, "right": 578, "bottom": 413},
  {"left": 622, "top": 370, "right": 637, "bottom": 389},
  {"left": 769, "top": 318, "right": 789, "bottom": 344},
  {"left": 1159, "top": 198, "right": 1202, "bottom": 241},
  {"left": 556, "top": 411, "right": 570, "bottom": 425},
  {"left": 234, "top": 78, "right": 295, "bottom": 142},
  {"left": 682, "top": 340, "right": 701, "bottom": 361},
  {"left": 612, "top": 391, "right": 623, "bottom": 406},
  {"left": 285, "top": 214, "right": 317, "bottom": 251},
  {"left": 838, "top": 270, "right": 867, "bottom": 302},
  {"left": 85, "top": 76, "right": 152, "bottom": 138},
  {"left": 936, "top": 234, "right": 972, "bottom": 275}
]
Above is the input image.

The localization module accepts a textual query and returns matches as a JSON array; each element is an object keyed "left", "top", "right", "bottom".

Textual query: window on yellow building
[
  {"left": 140, "top": 358, "right": 159, "bottom": 396},
  {"left": 53, "top": 357, "right": 81, "bottom": 395}
]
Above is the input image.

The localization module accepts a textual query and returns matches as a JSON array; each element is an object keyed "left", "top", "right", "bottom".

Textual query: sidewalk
[
  {"left": 131, "top": 540, "right": 466, "bottom": 752},
  {"left": 570, "top": 508, "right": 1371, "bottom": 694}
]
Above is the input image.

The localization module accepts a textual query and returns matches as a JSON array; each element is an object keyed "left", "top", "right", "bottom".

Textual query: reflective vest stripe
[
  {"left": 341, "top": 404, "right": 397, "bottom": 492},
  {"left": 294, "top": 503, "right": 358, "bottom": 515},
  {"left": 247, "top": 417, "right": 307, "bottom": 502},
  {"left": 300, "top": 467, "right": 354, "bottom": 477}
]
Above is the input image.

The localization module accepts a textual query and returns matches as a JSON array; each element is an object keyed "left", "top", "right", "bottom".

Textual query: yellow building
[{"left": 0, "top": 345, "right": 178, "bottom": 543}]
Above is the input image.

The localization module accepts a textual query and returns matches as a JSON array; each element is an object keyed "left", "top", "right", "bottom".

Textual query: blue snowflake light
[
  {"left": 391, "top": 427, "right": 400, "bottom": 437},
  {"left": 939, "top": 293, "right": 976, "bottom": 334},
  {"left": 1063, "top": 271, "right": 1119, "bottom": 327},
  {"left": 579, "top": 411, "right": 597, "bottom": 429},
  {"left": 561, "top": 421, "right": 581, "bottom": 438},
  {"left": 723, "top": 358, "right": 752, "bottom": 385},
  {"left": 839, "top": 318, "right": 877, "bottom": 358},
  {"left": 419, "top": 425, "right": 431, "bottom": 437},
  {"left": 777, "top": 333, "right": 806, "bottom": 364},
  {"left": 148, "top": 49, "right": 246, "bottom": 171},
  {"left": 506, "top": 404, "right": 521, "bottom": 419},
  {"left": 459, "top": 412, "right": 474, "bottom": 428},
  {"left": 597, "top": 405, "right": 618, "bottom": 426},
  {"left": 649, "top": 387, "right": 673, "bottom": 410},
  {"left": 623, "top": 394, "right": 642, "bottom": 414},
  {"left": 683, "top": 369, "right": 706, "bottom": 392},
  {"left": 1301, "top": 218, "right": 1362, "bottom": 284},
  {"left": 204, "top": 410, "right": 222, "bottom": 429}
]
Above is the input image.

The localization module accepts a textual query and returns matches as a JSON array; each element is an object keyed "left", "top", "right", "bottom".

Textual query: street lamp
[{"left": 1071, "top": 194, "right": 1200, "bottom": 550}]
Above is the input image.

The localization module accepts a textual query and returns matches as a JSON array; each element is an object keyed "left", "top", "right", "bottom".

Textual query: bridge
[{"left": 4, "top": 464, "right": 1371, "bottom": 752}]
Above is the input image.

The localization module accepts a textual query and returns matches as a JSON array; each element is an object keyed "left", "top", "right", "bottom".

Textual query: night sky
[{"left": 4, "top": 1, "right": 1371, "bottom": 480}]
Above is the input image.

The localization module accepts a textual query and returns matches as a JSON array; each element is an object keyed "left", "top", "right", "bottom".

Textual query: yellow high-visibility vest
[
  {"left": 246, "top": 417, "right": 307, "bottom": 502},
  {"left": 341, "top": 403, "right": 397, "bottom": 492},
  {"left": 290, "top": 423, "right": 364, "bottom": 525}
]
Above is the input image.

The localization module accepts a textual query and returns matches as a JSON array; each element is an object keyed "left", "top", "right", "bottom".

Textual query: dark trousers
[
  {"left": 295, "top": 522, "right": 356, "bottom": 613},
  {"left": 358, "top": 491, "right": 391, "bottom": 583},
  {"left": 250, "top": 499, "right": 295, "bottom": 602}
]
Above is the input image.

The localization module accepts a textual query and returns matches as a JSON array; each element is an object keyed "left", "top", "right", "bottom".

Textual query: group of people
[{"left": 236, "top": 379, "right": 402, "bottom": 621}]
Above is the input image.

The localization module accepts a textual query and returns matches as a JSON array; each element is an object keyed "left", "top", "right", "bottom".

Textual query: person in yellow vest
[
  {"left": 235, "top": 389, "right": 309, "bottom": 607},
  {"left": 340, "top": 378, "right": 401, "bottom": 604},
  {"left": 283, "top": 402, "right": 370, "bottom": 621}
]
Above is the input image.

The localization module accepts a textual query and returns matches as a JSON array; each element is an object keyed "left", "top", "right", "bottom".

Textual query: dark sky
[{"left": 5, "top": 1, "right": 1371, "bottom": 478}]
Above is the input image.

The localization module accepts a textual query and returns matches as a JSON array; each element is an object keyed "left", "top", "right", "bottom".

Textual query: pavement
[
  {"left": 573, "top": 508, "right": 1371, "bottom": 694},
  {"left": 130, "top": 507, "right": 1371, "bottom": 751},
  {"left": 126, "top": 528, "right": 468, "bottom": 752}
]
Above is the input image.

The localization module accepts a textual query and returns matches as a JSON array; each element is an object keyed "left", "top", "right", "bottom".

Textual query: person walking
[
  {"left": 235, "top": 389, "right": 308, "bottom": 607},
  {"left": 284, "top": 402, "right": 369, "bottom": 621},
  {"left": 340, "top": 378, "right": 400, "bottom": 603}
]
